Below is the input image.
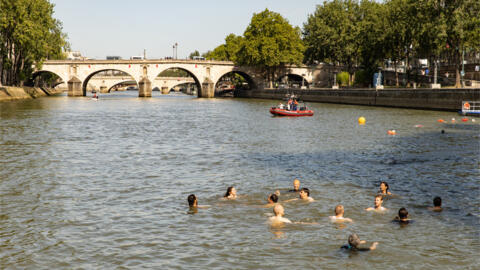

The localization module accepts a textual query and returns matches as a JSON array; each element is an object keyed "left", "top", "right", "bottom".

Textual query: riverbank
[
  {"left": 0, "top": 86, "right": 64, "bottom": 102},
  {"left": 236, "top": 88, "right": 480, "bottom": 111}
]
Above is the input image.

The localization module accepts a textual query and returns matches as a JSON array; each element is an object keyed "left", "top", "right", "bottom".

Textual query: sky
[{"left": 50, "top": 0, "right": 321, "bottom": 60}]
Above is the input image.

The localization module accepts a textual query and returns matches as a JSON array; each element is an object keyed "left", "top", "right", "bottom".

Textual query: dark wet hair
[
  {"left": 380, "top": 181, "right": 390, "bottom": 192},
  {"left": 398, "top": 207, "right": 408, "bottom": 219},
  {"left": 224, "top": 186, "right": 234, "bottom": 197},
  {"left": 269, "top": 193, "right": 278, "bottom": 203},
  {"left": 433, "top": 196, "right": 442, "bottom": 207},
  {"left": 187, "top": 194, "right": 196, "bottom": 207},
  {"left": 301, "top": 188, "right": 310, "bottom": 196}
]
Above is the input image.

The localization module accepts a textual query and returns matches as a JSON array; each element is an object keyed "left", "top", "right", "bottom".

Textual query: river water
[{"left": 1, "top": 91, "right": 479, "bottom": 269}]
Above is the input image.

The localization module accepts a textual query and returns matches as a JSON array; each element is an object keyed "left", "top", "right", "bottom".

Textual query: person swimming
[
  {"left": 341, "top": 233, "right": 378, "bottom": 251},
  {"left": 188, "top": 194, "right": 198, "bottom": 208},
  {"left": 269, "top": 204, "right": 292, "bottom": 225},
  {"left": 378, "top": 181, "right": 392, "bottom": 195},
  {"left": 263, "top": 193, "right": 279, "bottom": 208},
  {"left": 393, "top": 207, "right": 412, "bottom": 224},
  {"left": 329, "top": 204, "right": 353, "bottom": 223},
  {"left": 366, "top": 195, "right": 387, "bottom": 212},
  {"left": 289, "top": 178, "right": 301, "bottom": 192},
  {"left": 224, "top": 186, "right": 237, "bottom": 199},
  {"left": 187, "top": 194, "right": 209, "bottom": 210},
  {"left": 428, "top": 196, "right": 443, "bottom": 212},
  {"left": 285, "top": 188, "right": 314, "bottom": 203}
]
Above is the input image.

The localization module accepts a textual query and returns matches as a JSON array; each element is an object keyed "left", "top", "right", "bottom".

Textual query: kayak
[{"left": 270, "top": 107, "right": 314, "bottom": 117}]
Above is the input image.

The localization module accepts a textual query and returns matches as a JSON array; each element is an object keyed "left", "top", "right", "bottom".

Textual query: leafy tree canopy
[
  {"left": 0, "top": 0, "right": 68, "bottom": 86},
  {"left": 236, "top": 9, "right": 304, "bottom": 68}
]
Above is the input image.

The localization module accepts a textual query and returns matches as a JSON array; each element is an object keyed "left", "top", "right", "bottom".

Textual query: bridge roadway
[{"left": 35, "top": 59, "right": 333, "bottom": 98}]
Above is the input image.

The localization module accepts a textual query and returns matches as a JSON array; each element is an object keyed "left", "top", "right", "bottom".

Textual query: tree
[
  {"left": 204, "top": 34, "right": 244, "bottom": 61},
  {"left": 188, "top": 50, "right": 200, "bottom": 59},
  {"left": 236, "top": 9, "right": 304, "bottom": 88},
  {"left": 382, "top": 0, "right": 417, "bottom": 86},
  {"left": 357, "top": 0, "right": 388, "bottom": 85},
  {"left": 435, "top": 0, "right": 480, "bottom": 87},
  {"left": 0, "top": 0, "right": 68, "bottom": 86},
  {"left": 303, "top": 0, "right": 362, "bottom": 86}
]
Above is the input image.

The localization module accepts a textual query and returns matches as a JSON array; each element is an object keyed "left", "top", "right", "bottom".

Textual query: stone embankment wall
[
  {"left": 235, "top": 88, "right": 480, "bottom": 111},
  {"left": 0, "top": 86, "right": 64, "bottom": 102}
]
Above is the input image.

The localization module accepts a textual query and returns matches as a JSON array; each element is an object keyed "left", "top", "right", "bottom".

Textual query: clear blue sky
[{"left": 51, "top": 0, "right": 321, "bottom": 59}]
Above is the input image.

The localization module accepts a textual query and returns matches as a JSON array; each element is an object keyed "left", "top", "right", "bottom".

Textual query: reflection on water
[{"left": 1, "top": 92, "right": 479, "bottom": 269}]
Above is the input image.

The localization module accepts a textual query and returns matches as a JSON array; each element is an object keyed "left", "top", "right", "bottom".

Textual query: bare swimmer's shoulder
[{"left": 269, "top": 216, "right": 292, "bottom": 224}]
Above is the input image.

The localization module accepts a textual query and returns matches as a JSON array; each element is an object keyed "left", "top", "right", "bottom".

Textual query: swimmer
[
  {"left": 341, "top": 233, "right": 378, "bottom": 251},
  {"left": 285, "top": 188, "right": 314, "bottom": 202},
  {"left": 289, "top": 178, "right": 301, "bottom": 192},
  {"left": 366, "top": 195, "right": 387, "bottom": 212},
  {"left": 428, "top": 196, "right": 443, "bottom": 212},
  {"left": 268, "top": 204, "right": 317, "bottom": 225},
  {"left": 378, "top": 181, "right": 392, "bottom": 195},
  {"left": 263, "top": 193, "right": 279, "bottom": 208},
  {"left": 224, "top": 186, "right": 237, "bottom": 199},
  {"left": 187, "top": 194, "right": 209, "bottom": 209},
  {"left": 393, "top": 207, "right": 412, "bottom": 224},
  {"left": 329, "top": 205, "right": 353, "bottom": 223},
  {"left": 269, "top": 204, "right": 292, "bottom": 225}
]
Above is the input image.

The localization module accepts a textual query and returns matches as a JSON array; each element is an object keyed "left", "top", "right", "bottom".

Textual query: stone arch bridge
[{"left": 34, "top": 59, "right": 330, "bottom": 98}]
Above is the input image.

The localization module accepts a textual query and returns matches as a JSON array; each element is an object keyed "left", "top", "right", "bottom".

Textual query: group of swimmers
[{"left": 187, "top": 179, "right": 444, "bottom": 252}]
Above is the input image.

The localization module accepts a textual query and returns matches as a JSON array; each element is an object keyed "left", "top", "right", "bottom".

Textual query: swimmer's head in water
[
  {"left": 433, "top": 196, "right": 442, "bottom": 207},
  {"left": 268, "top": 193, "right": 278, "bottom": 203},
  {"left": 374, "top": 195, "right": 383, "bottom": 208},
  {"left": 299, "top": 188, "right": 310, "bottom": 199},
  {"left": 293, "top": 179, "right": 300, "bottom": 191},
  {"left": 335, "top": 205, "right": 344, "bottom": 215},
  {"left": 398, "top": 207, "right": 408, "bottom": 219},
  {"left": 380, "top": 181, "right": 389, "bottom": 193},
  {"left": 188, "top": 194, "right": 197, "bottom": 207},
  {"left": 273, "top": 204, "right": 285, "bottom": 216},
  {"left": 224, "top": 186, "right": 236, "bottom": 198},
  {"left": 348, "top": 234, "right": 361, "bottom": 247}
]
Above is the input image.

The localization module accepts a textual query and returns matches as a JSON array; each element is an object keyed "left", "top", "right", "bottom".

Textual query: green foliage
[
  {"left": 337, "top": 72, "right": 350, "bottom": 86},
  {"left": 236, "top": 9, "right": 304, "bottom": 68},
  {"left": 354, "top": 69, "right": 369, "bottom": 87},
  {"left": 188, "top": 50, "right": 200, "bottom": 59},
  {"left": 0, "top": 0, "right": 68, "bottom": 86}
]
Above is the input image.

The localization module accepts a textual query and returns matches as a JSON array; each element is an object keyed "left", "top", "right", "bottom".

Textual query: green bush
[
  {"left": 337, "top": 72, "right": 349, "bottom": 86},
  {"left": 354, "top": 70, "right": 369, "bottom": 87}
]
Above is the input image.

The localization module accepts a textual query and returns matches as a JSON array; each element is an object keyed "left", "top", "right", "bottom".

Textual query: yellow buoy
[{"left": 358, "top": 116, "right": 366, "bottom": 125}]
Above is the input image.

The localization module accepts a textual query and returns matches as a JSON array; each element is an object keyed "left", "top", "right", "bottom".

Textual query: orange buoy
[
  {"left": 387, "top": 130, "right": 396, "bottom": 135},
  {"left": 463, "top": 102, "right": 471, "bottom": 110},
  {"left": 437, "top": 119, "right": 445, "bottom": 123},
  {"left": 358, "top": 116, "right": 366, "bottom": 125},
  {"left": 462, "top": 118, "right": 468, "bottom": 122}
]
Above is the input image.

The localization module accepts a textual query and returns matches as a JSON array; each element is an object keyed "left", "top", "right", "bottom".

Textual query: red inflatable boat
[{"left": 269, "top": 107, "right": 314, "bottom": 117}]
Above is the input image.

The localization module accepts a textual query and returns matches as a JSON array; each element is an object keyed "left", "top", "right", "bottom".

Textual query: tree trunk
[
  {"left": 394, "top": 60, "right": 399, "bottom": 87},
  {"left": 454, "top": 50, "right": 461, "bottom": 88}
]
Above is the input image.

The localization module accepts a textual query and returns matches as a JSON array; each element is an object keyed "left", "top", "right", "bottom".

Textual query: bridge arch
[
  {"left": 107, "top": 80, "right": 137, "bottom": 93},
  {"left": 214, "top": 70, "right": 255, "bottom": 96},
  {"left": 153, "top": 67, "right": 202, "bottom": 96},
  {"left": 30, "top": 70, "right": 67, "bottom": 88},
  {"left": 277, "top": 73, "right": 310, "bottom": 88},
  {"left": 82, "top": 69, "right": 137, "bottom": 96}
]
